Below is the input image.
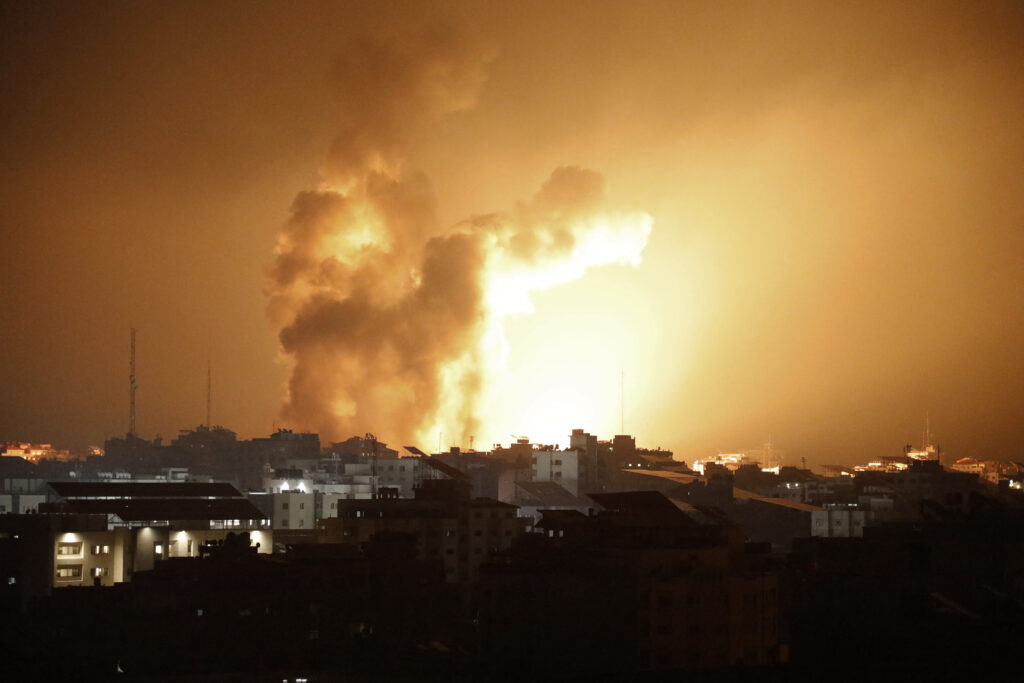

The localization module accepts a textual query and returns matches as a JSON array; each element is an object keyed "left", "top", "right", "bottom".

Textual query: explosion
[{"left": 267, "top": 26, "right": 651, "bottom": 447}]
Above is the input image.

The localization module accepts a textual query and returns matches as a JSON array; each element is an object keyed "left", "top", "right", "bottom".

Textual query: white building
[
  {"left": 272, "top": 491, "right": 315, "bottom": 530},
  {"left": 3, "top": 481, "right": 272, "bottom": 595},
  {"left": 811, "top": 506, "right": 866, "bottom": 538},
  {"left": 532, "top": 449, "right": 582, "bottom": 496}
]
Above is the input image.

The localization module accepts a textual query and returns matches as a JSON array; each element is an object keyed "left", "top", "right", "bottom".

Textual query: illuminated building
[
  {"left": 0, "top": 441, "right": 74, "bottom": 463},
  {"left": 0, "top": 481, "right": 271, "bottom": 599},
  {"left": 950, "top": 457, "right": 985, "bottom": 475},
  {"left": 691, "top": 441, "right": 782, "bottom": 475}
]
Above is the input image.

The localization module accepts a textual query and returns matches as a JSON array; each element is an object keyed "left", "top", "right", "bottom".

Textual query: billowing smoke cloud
[{"left": 268, "top": 25, "right": 651, "bottom": 446}]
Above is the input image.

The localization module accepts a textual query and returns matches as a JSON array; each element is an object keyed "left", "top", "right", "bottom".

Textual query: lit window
[
  {"left": 56, "top": 565, "right": 82, "bottom": 580},
  {"left": 57, "top": 542, "right": 82, "bottom": 556},
  {"left": 102, "top": 545, "right": 110, "bottom": 554},
  {"left": 155, "top": 544, "right": 163, "bottom": 554},
  {"left": 92, "top": 544, "right": 101, "bottom": 555}
]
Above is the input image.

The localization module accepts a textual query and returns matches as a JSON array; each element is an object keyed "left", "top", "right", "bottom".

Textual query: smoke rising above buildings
[{"left": 267, "top": 26, "right": 651, "bottom": 446}]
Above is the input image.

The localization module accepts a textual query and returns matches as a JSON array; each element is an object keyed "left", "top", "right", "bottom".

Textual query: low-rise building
[{"left": 1, "top": 481, "right": 271, "bottom": 600}]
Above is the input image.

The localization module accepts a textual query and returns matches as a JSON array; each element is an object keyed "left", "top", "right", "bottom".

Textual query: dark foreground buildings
[{"left": 3, "top": 459, "right": 1024, "bottom": 680}]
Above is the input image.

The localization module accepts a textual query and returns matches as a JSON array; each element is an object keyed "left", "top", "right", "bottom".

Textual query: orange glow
[
  {"left": 1, "top": 4, "right": 1020, "bottom": 467},
  {"left": 427, "top": 211, "right": 652, "bottom": 448}
]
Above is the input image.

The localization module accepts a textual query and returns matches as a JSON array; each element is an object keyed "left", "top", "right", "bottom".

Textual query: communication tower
[{"left": 128, "top": 328, "right": 137, "bottom": 437}]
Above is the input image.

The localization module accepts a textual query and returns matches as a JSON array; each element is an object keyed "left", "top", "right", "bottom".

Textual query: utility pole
[{"left": 128, "top": 328, "right": 137, "bottom": 438}]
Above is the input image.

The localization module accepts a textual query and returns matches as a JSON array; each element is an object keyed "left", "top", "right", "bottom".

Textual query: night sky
[{"left": 1, "top": 1, "right": 1021, "bottom": 466}]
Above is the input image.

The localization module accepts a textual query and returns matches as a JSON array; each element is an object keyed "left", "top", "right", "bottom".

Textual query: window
[
  {"left": 299, "top": 502, "right": 305, "bottom": 510},
  {"left": 57, "top": 542, "right": 82, "bottom": 557},
  {"left": 102, "top": 545, "right": 110, "bottom": 554},
  {"left": 92, "top": 544, "right": 101, "bottom": 555},
  {"left": 282, "top": 502, "right": 289, "bottom": 510},
  {"left": 92, "top": 567, "right": 108, "bottom": 578},
  {"left": 330, "top": 502, "right": 336, "bottom": 509},
  {"left": 56, "top": 565, "right": 82, "bottom": 580},
  {"left": 187, "top": 539, "right": 193, "bottom": 556},
  {"left": 155, "top": 544, "right": 163, "bottom": 555}
]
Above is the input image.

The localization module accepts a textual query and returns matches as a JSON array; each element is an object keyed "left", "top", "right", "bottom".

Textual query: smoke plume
[{"left": 268, "top": 26, "right": 651, "bottom": 447}]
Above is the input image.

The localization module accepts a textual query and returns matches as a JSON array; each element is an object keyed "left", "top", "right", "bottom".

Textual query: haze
[{"left": 1, "top": 1, "right": 1021, "bottom": 466}]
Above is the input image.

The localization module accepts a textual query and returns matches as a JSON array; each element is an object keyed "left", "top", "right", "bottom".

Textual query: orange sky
[{"left": 1, "top": 1, "right": 1021, "bottom": 466}]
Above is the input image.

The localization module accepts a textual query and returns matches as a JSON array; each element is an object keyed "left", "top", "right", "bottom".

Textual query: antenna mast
[
  {"left": 206, "top": 350, "right": 212, "bottom": 428},
  {"left": 620, "top": 369, "right": 625, "bottom": 434},
  {"left": 128, "top": 328, "right": 137, "bottom": 437}
]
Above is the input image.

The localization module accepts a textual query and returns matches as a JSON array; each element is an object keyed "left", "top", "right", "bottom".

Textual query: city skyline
[{"left": 2, "top": 2, "right": 1022, "bottom": 466}]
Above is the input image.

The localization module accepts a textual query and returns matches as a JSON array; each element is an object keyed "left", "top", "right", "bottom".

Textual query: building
[
  {"left": 811, "top": 505, "right": 867, "bottom": 538},
  {"left": 1, "top": 442, "right": 75, "bottom": 463},
  {"left": 532, "top": 448, "right": 583, "bottom": 496},
  {"left": 0, "top": 481, "right": 270, "bottom": 600},
  {"left": 504, "top": 480, "right": 592, "bottom": 526},
  {"left": 0, "top": 456, "right": 48, "bottom": 514},
  {"left": 270, "top": 491, "right": 315, "bottom": 531},
  {"left": 476, "top": 491, "right": 786, "bottom": 676},
  {"left": 318, "top": 478, "right": 524, "bottom": 583}
]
